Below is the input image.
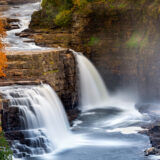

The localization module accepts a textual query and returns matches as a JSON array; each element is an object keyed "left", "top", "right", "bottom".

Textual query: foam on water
[
  {"left": 0, "top": 84, "right": 133, "bottom": 159},
  {"left": 106, "top": 126, "right": 147, "bottom": 134},
  {"left": 73, "top": 50, "right": 145, "bottom": 122}
]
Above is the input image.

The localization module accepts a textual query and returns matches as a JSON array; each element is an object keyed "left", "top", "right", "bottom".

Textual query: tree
[
  {"left": 0, "top": 131, "right": 13, "bottom": 160},
  {"left": 0, "top": 19, "right": 7, "bottom": 77}
]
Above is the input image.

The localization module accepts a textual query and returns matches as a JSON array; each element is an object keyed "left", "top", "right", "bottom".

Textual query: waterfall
[
  {"left": 0, "top": 84, "right": 73, "bottom": 158},
  {"left": 0, "top": 84, "right": 135, "bottom": 159},
  {"left": 73, "top": 51, "right": 109, "bottom": 111},
  {"left": 73, "top": 50, "right": 144, "bottom": 126}
]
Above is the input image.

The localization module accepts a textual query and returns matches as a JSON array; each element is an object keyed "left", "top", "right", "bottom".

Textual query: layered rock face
[
  {"left": 0, "top": 49, "right": 77, "bottom": 109},
  {"left": 29, "top": 1, "right": 160, "bottom": 102}
]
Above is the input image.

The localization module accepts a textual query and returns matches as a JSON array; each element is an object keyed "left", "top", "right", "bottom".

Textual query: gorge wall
[
  {"left": 29, "top": 0, "right": 160, "bottom": 102},
  {"left": 0, "top": 49, "right": 77, "bottom": 110}
]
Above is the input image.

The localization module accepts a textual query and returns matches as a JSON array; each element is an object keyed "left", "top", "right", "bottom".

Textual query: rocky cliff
[
  {"left": 29, "top": 0, "right": 160, "bottom": 102},
  {"left": 0, "top": 49, "right": 77, "bottom": 110}
]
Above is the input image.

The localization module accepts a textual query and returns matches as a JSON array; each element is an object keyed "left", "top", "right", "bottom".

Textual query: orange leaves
[
  {"left": 0, "top": 19, "right": 6, "bottom": 38},
  {"left": 0, "top": 51, "right": 7, "bottom": 77},
  {"left": 0, "top": 19, "right": 7, "bottom": 77}
]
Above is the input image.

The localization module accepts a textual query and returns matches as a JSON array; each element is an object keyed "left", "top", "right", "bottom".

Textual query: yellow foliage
[{"left": 73, "top": 0, "right": 88, "bottom": 8}]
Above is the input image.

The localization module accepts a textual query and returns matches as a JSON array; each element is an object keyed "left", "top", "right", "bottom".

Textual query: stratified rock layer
[{"left": 0, "top": 49, "right": 77, "bottom": 109}]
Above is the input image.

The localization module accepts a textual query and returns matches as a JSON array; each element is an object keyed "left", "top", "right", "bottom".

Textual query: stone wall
[
  {"left": 29, "top": 1, "right": 160, "bottom": 102},
  {"left": 0, "top": 49, "right": 77, "bottom": 109}
]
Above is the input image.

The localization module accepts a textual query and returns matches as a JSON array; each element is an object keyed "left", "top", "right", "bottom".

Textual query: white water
[
  {"left": 73, "top": 51, "right": 150, "bottom": 134},
  {"left": 0, "top": 84, "right": 134, "bottom": 159},
  {"left": 74, "top": 51, "right": 137, "bottom": 111},
  {"left": 73, "top": 51, "right": 109, "bottom": 111},
  {"left": 0, "top": 84, "right": 74, "bottom": 156},
  {"left": 1, "top": 1, "right": 51, "bottom": 51}
]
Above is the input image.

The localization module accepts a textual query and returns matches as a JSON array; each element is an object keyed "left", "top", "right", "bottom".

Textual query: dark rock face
[
  {"left": 148, "top": 125, "right": 160, "bottom": 148},
  {"left": 2, "top": 106, "right": 21, "bottom": 131},
  {"left": 145, "top": 147, "right": 159, "bottom": 156},
  {"left": 145, "top": 125, "right": 160, "bottom": 156},
  {"left": 2, "top": 18, "right": 20, "bottom": 30},
  {"left": 0, "top": 99, "right": 53, "bottom": 158},
  {"left": 29, "top": 1, "right": 160, "bottom": 102}
]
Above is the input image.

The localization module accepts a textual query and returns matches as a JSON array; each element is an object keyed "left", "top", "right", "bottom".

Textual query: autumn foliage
[{"left": 0, "top": 19, "right": 7, "bottom": 77}]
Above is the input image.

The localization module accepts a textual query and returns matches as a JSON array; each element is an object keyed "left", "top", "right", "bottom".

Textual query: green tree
[{"left": 0, "top": 131, "right": 13, "bottom": 160}]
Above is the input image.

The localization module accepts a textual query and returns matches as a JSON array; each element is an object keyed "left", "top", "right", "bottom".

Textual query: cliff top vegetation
[{"left": 37, "top": 0, "right": 160, "bottom": 27}]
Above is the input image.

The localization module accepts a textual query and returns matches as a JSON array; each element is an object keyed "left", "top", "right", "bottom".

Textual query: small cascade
[
  {"left": 0, "top": 84, "right": 136, "bottom": 159},
  {"left": 73, "top": 50, "right": 145, "bottom": 129},
  {"left": 73, "top": 51, "right": 109, "bottom": 111},
  {"left": 2, "top": 1, "right": 49, "bottom": 51},
  {"left": 0, "top": 84, "right": 72, "bottom": 158}
]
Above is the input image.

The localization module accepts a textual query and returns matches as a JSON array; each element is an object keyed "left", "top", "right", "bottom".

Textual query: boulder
[{"left": 145, "top": 147, "right": 159, "bottom": 156}]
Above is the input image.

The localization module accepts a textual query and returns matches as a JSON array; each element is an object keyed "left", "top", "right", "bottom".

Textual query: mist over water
[
  {"left": 74, "top": 51, "right": 148, "bottom": 128},
  {"left": 1, "top": 84, "right": 136, "bottom": 160}
]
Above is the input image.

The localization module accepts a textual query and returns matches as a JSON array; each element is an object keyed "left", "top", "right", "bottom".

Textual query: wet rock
[
  {"left": 8, "top": 24, "right": 20, "bottom": 30},
  {"left": 2, "top": 106, "right": 22, "bottom": 131},
  {"left": 15, "top": 30, "right": 33, "bottom": 38},
  {"left": 145, "top": 125, "right": 160, "bottom": 156},
  {"left": 0, "top": 1, "right": 8, "bottom": 5},
  {"left": 7, "top": 18, "right": 20, "bottom": 23},
  {"left": 19, "top": 33, "right": 31, "bottom": 38},
  {"left": 67, "top": 108, "right": 80, "bottom": 123},
  {"left": 145, "top": 147, "right": 159, "bottom": 156},
  {"left": 1, "top": 18, "right": 20, "bottom": 30},
  {"left": 5, "top": 131, "right": 25, "bottom": 140},
  {"left": 23, "top": 39, "right": 35, "bottom": 43}
]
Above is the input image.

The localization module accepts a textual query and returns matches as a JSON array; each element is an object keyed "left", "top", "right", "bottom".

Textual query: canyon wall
[
  {"left": 29, "top": 1, "right": 160, "bottom": 102},
  {"left": 0, "top": 49, "right": 77, "bottom": 110}
]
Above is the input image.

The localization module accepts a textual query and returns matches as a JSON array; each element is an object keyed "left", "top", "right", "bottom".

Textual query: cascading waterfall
[
  {"left": 2, "top": 1, "right": 48, "bottom": 51},
  {"left": 73, "top": 50, "right": 145, "bottom": 129},
  {"left": 72, "top": 51, "right": 110, "bottom": 111},
  {"left": 0, "top": 84, "right": 73, "bottom": 158},
  {"left": 0, "top": 84, "right": 135, "bottom": 159}
]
